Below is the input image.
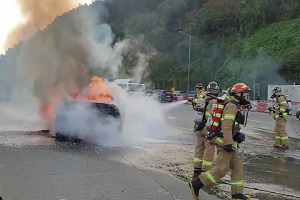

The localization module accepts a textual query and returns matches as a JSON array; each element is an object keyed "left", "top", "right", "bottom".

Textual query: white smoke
[
  {"left": 0, "top": 1, "right": 177, "bottom": 147},
  {"left": 52, "top": 83, "right": 170, "bottom": 147}
]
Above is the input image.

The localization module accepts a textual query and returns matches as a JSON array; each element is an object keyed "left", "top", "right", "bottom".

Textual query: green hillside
[{"left": 2, "top": 0, "right": 300, "bottom": 94}]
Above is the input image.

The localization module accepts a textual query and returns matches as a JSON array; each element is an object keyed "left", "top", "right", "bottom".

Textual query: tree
[{"left": 157, "top": 0, "right": 188, "bottom": 32}]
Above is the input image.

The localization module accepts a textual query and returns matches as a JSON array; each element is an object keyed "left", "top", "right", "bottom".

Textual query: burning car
[{"left": 48, "top": 76, "right": 122, "bottom": 142}]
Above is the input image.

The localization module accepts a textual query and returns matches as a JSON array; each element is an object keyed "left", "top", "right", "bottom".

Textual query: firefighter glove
[
  {"left": 223, "top": 144, "right": 235, "bottom": 152},
  {"left": 268, "top": 107, "right": 275, "bottom": 112},
  {"left": 194, "top": 123, "right": 205, "bottom": 131},
  {"left": 205, "top": 132, "right": 217, "bottom": 141},
  {"left": 233, "top": 132, "right": 245, "bottom": 143},
  {"left": 245, "top": 103, "right": 252, "bottom": 109}
]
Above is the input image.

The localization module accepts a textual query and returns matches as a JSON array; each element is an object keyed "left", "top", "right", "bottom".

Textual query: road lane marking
[
  {"left": 132, "top": 146, "right": 155, "bottom": 155},
  {"left": 165, "top": 116, "right": 178, "bottom": 119},
  {"left": 172, "top": 126, "right": 193, "bottom": 132},
  {"left": 248, "top": 119, "right": 274, "bottom": 125}
]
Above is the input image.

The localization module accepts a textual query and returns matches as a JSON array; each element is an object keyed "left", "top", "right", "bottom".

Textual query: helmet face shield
[
  {"left": 196, "top": 83, "right": 204, "bottom": 91},
  {"left": 196, "top": 87, "right": 201, "bottom": 91},
  {"left": 230, "top": 83, "right": 252, "bottom": 106},
  {"left": 207, "top": 81, "right": 220, "bottom": 95},
  {"left": 243, "top": 93, "right": 251, "bottom": 102},
  {"left": 272, "top": 87, "right": 282, "bottom": 93}
]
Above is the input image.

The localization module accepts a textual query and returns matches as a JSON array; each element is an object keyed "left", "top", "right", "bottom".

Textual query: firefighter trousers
[
  {"left": 199, "top": 148, "right": 244, "bottom": 195},
  {"left": 274, "top": 118, "right": 289, "bottom": 147},
  {"left": 193, "top": 129, "right": 216, "bottom": 171}
]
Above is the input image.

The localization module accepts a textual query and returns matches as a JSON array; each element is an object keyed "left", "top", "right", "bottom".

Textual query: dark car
[
  {"left": 52, "top": 79, "right": 122, "bottom": 143},
  {"left": 152, "top": 89, "right": 173, "bottom": 103},
  {"left": 183, "top": 91, "right": 196, "bottom": 103}
]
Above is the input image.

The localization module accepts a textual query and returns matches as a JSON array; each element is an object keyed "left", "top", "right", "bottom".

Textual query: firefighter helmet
[
  {"left": 207, "top": 81, "right": 220, "bottom": 91},
  {"left": 230, "top": 83, "right": 251, "bottom": 95},
  {"left": 272, "top": 87, "right": 282, "bottom": 93},
  {"left": 195, "top": 83, "right": 204, "bottom": 89}
]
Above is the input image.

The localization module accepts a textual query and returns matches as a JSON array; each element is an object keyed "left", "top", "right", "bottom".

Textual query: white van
[{"left": 113, "top": 79, "right": 145, "bottom": 95}]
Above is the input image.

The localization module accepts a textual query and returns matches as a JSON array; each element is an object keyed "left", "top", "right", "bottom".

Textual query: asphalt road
[
  {"left": 163, "top": 103, "right": 300, "bottom": 199},
  {"left": 0, "top": 131, "right": 220, "bottom": 200},
  {"left": 164, "top": 103, "right": 300, "bottom": 139},
  {"left": 1, "top": 101, "right": 300, "bottom": 200}
]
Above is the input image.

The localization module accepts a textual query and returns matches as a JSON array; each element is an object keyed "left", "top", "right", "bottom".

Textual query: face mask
[
  {"left": 243, "top": 93, "right": 250, "bottom": 101},
  {"left": 234, "top": 93, "right": 251, "bottom": 106},
  {"left": 240, "top": 98, "right": 250, "bottom": 106}
]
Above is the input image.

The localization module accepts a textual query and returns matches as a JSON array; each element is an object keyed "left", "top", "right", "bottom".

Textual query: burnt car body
[{"left": 52, "top": 76, "right": 122, "bottom": 142}]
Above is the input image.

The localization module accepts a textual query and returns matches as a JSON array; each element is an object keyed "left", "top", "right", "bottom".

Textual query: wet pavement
[
  {"left": 163, "top": 103, "right": 300, "bottom": 200},
  {"left": 0, "top": 131, "right": 220, "bottom": 200},
  {"left": 1, "top": 102, "right": 300, "bottom": 200},
  {"left": 243, "top": 154, "right": 300, "bottom": 199}
]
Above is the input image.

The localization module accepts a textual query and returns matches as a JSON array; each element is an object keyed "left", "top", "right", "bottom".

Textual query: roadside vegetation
[{"left": 2, "top": 0, "right": 300, "bottom": 98}]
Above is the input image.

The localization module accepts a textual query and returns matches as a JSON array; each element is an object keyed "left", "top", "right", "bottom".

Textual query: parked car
[
  {"left": 152, "top": 90, "right": 173, "bottom": 103},
  {"left": 183, "top": 91, "right": 196, "bottom": 103}
]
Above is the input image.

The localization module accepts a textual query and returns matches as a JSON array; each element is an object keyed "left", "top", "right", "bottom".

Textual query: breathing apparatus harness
[
  {"left": 193, "top": 93, "right": 217, "bottom": 131},
  {"left": 268, "top": 93, "right": 291, "bottom": 121},
  {"left": 230, "top": 92, "right": 252, "bottom": 127},
  {"left": 205, "top": 94, "right": 251, "bottom": 145}
]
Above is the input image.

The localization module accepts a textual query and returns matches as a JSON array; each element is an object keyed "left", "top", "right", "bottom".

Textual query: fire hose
[
  {"left": 250, "top": 103, "right": 296, "bottom": 116},
  {"left": 252, "top": 104, "right": 300, "bottom": 138},
  {"left": 219, "top": 180, "right": 300, "bottom": 199}
]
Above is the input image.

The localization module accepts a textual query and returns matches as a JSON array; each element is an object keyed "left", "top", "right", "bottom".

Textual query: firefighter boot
[
  {"left": 232, "top": 193, "right": 250, "bottom": 200},
  {"left": 188, "top": 177, "right": 204, "bottom": 200},
  {"left": 192, "top": 168, "right": 204, "bottom": 180}
]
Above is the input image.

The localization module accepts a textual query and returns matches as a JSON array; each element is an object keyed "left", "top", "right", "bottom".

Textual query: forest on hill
[
  {"left": 2, "top": 0, "right": 300, "bottom": 98},
  {"left": 106, "top": 0, "right": 300, "bottom": 94}
]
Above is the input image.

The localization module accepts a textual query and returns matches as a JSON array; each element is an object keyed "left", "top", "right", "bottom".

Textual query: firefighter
[
  {"left": 188, "top": 83, "right": 252, "bottom": 200},
  {"left": 192, "top": 81, "right": 221, "bottom": 180},
  {"left": 192, "top": 83, "right": 206, "bottom": 133},
  {"left": 268, "top": 87, "right": 289, "bottom": 148},
  {"left": 193, "top": 83, "right": 206, "bottom": 103}
]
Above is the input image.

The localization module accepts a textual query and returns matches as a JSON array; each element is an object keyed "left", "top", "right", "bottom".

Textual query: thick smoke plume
[
  {"left": 16, "top": 3, "right": 119, "bottom": 105},
  {"left": 3, "top": 0, "right": 94, "bottom": 52},
  {"left": 52, "top": 84, "right": 171, "bottom": 147},
  {"left": 0, "top": 0, "right": 175, "bottom": 148}
]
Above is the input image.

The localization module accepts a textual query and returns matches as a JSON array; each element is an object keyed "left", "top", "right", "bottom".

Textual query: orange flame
[
  {"left": 42, "top": 76, "right": 113, "bottom": 132},
  {"left": 75, "top": 76, "right": 113, "bottom": 103}
]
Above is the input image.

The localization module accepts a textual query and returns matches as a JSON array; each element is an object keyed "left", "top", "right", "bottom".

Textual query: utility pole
[{"left": 179, "top": 31, "right": 191, "bottom": 92}]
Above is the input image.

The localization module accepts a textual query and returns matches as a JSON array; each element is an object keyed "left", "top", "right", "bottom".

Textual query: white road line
[
  {"left": 248, "top": 119, "right": 274, "bottom": 125},
  {"left": 172, "top": 126, "right": 193, "bottom": 132},
  {"left": 132, "top": 146, "right": 155, "bottom": 155},
  {"left": 165, "top": 116, "right": 178, "bottom": 119}
]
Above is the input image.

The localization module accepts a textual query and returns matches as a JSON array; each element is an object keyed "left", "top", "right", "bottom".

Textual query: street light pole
[{"left": 179, "top": 31, "right": 191, "bottom": 92}]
